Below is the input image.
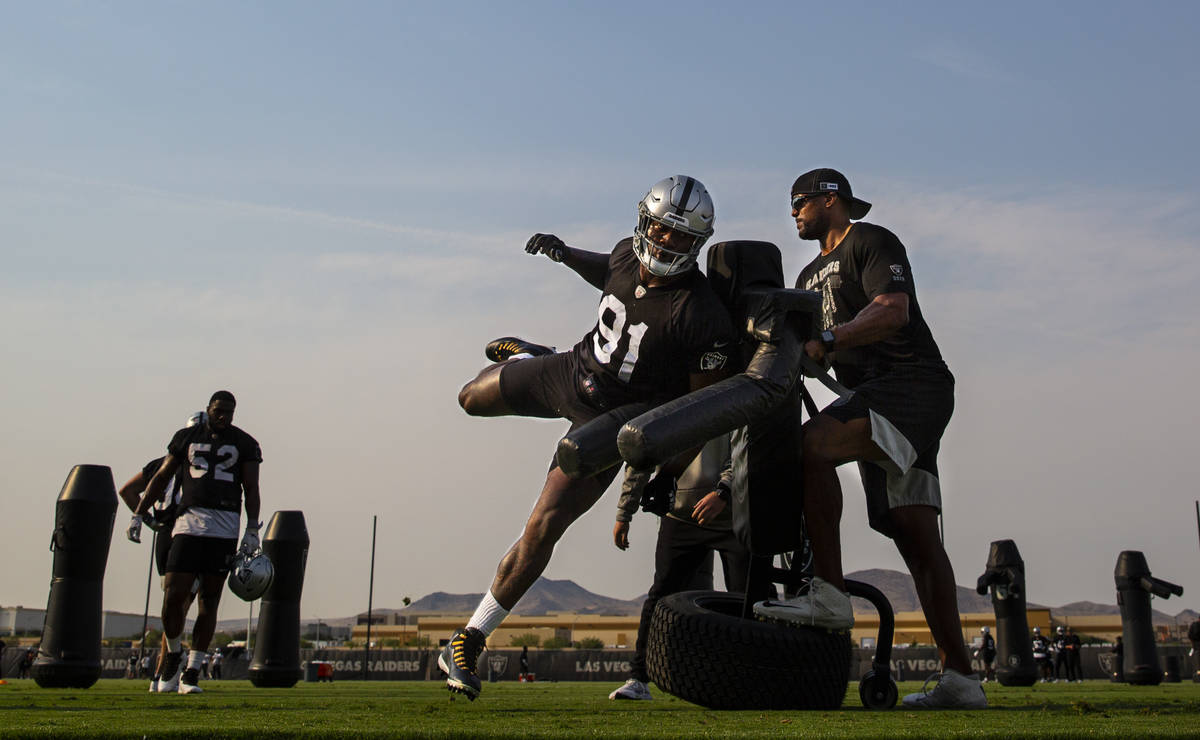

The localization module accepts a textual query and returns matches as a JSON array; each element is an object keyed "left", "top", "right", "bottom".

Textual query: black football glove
[
  {"left": 639, "top": 472, "right": 676, "bottom": 517},
  {"left": 142, "top": 509, "right": 171, "bottom": 532},
  {"left": 525, "top": 233, "right": 566, "bottom": 262}
]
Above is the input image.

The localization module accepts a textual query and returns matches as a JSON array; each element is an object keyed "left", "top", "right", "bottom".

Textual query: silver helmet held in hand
[
  {"left": 228, "top": 548, "right": 274, "bottom": 601},
  {"left": 632, "top": 175, "right": 715, "bottom": 277}
]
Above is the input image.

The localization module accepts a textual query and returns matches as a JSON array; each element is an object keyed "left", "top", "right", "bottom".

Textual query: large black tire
[{"left": 646, "top": 590, "right": 850, "bottom": 710}]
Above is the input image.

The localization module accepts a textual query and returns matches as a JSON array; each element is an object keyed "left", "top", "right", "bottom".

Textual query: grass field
[{"left": 1, "top": 678, "right": 1198, "bottom": 739}]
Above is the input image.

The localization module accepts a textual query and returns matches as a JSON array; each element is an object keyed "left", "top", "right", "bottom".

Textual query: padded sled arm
[
  {"left": 1140, "top": 576, "right": 1183, "bottom": 599},
  {"left": 976, "top": 568, "right": 1002, "bottom": 595},
  {"left": 617, "top": 320, "right": 807, "bottom": 470},
  {"left": 556, "top": 402, "right": 655, "bottom": 479}
]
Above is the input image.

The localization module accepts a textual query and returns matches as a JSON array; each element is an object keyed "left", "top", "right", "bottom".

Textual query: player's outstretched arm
[
  {"left": 117, "top": 472, "right": 147, "bottom": 513},
  {"left": 525, "top": 233, "right": 608, "bottom": 290},
  {"left": 135, "top": 455, "right": 180, "bottom": 517}
]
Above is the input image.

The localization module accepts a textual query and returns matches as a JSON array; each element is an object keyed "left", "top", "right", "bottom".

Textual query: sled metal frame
[
  {"left": 736, "top": 378, "right": 897, "bottom": 701},
  {"left": 739, "top": 560, "right": 895, "bottom": 687}
]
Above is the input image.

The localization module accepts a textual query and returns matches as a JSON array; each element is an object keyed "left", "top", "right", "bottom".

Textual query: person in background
[
  {"left": 134, "top": 391, "right": 263, "bottom": 695},
  {"left": 608, "top": 435, "right": 772, "bottom": 700},
  {"left": 974, "top": 626, "right": 996, "bottom": 683},
  {"left": 1065, "top": 626, "right": 1083, "bottom": 683},
  {"left": 121, "top": 410, "right": 207, "bottom": 692},
  {"left": 1052, "top": 626, "right": 1070, "bottom": 682},
  {"left": 1188, "top": 618, "right": 1200, "bottom": 680},
  {"left": 1032, "top": 627, "right": 1052, "bottom": 682},
  {"left": 1110, "top": 635, "right": 1124, "bottom": 681}
]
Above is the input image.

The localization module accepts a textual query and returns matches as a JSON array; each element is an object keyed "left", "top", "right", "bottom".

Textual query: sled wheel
[
  {"left": 647, "top": 590, "right": 850, "bottom": 710},
  {"left": 857, "top": 669, "right": 897, "bottom": 709}
]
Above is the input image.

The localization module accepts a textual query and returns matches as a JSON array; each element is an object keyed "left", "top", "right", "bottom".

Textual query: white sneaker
[
  {"left": 148, "top": 678, "right": 159, "bottom": 693},
  {"left": 157, "top": 652, "right": 182, "bottom": 693},
  {"left": 902, "top": 669, "right": 988, "bottom": 709},
  {"left": 177, "top": 668, "right": 203, "bottom": 694},
  {"left": 753, "top": 577, "right": 854, "bottom": 630},
  {"left": 609, "top": 678, "right": 652, "bottom": 700}
]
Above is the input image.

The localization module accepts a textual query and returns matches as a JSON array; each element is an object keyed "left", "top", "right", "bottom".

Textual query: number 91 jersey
[
  {"left": 573, "top": 238, "right": 735, "bottom": 407},
  {"left": 167, "top": 423, "right": 262, "bottom": 514}
]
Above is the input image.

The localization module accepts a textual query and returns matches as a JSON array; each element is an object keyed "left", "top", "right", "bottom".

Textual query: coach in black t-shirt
[{"left": 754, "top": 168, "right": 984, "bottom": 710}]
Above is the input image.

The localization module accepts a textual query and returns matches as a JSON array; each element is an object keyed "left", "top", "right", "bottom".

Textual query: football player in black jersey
[
  {"left": 752, "top": 168, "right": 983, "bottom": 709},
  {"left": 134, "top": 390, "right": 262, "bottom": 694},
  {"left": 119, "top": 410, "right": 205, "bottom": 692},
  {"left": 440, "top": 176, "right": 736, "bottom": 700}
]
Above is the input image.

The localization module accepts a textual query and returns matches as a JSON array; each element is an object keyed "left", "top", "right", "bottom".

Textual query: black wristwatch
[
  {"left": 715, "top": 482, "right": 731, "bottom": 503},
  {"left": 820, "top": 329, "right": 837, "bottom": 352}
]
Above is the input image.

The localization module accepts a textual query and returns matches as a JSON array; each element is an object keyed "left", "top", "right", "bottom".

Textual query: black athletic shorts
[
  {"left": 165, "top": 534, "right": 237, "bottom": 576},
  {"left": 822, "top": 367, "right": 954, "bottom": 538},
  {"left": 498, "top": 352, "right": 621, "bottom": 487},
  {"left": 154, "top": 527, "right": 175, "bottom": 577}
]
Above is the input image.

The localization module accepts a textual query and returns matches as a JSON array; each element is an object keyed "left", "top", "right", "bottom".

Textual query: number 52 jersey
[
  {"left": 167, "top": 423, "right": 262, "bottom": 516},
  {"left": 570, "top": 237, "right": 735, "bottom": 408}
]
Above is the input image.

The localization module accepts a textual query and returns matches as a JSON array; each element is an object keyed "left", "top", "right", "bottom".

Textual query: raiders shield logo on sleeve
[{"left": 700, "top": 351, "right": 728, "bottom": 371}]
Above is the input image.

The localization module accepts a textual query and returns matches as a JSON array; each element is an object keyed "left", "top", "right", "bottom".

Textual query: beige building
[{"left": 348, "top": 607, "right": 1098, "bottom": 649}]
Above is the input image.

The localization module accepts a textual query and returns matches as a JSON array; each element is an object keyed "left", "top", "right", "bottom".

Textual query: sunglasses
[{"left": 791, "top": 193, "right": 832, "bottom": 210}]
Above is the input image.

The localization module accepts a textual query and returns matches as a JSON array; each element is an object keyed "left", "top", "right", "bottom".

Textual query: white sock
[
  {"left": 188, "top": 650, "right": 204, "bottom": 670},
  {"left": 510, "top": 352, "right": 534, "bottom": 361},
  {"left": 466, "top": 590, "right": 510, "bottom": 636},
  {"left": 166, "top": 635, "right": 182, "bottom": 653}
]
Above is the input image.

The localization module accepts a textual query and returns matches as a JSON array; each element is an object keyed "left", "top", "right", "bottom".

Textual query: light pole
[
  {"left": 364, "top": 515, "right": 377, "bottom": 680},
  {"left": 138, "top": 530, "right": 156, "bottom": 669}
]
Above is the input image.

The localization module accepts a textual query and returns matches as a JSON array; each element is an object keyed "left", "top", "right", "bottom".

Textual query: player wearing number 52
[
  {"left": 134, "top": 390, "right": 262, "bottom": 695},
  {"left": 443, "top": 176, "right": 736, "bottom": 700}
]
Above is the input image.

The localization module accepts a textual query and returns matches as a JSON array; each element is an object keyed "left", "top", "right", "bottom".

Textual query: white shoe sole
[{"left": 753, "top": 603, "right": 854, "bottom": 631}]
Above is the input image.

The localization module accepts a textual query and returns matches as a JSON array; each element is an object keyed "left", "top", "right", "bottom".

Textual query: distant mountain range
[
  {"left": 404, "top": 578, "right": 645, "bottom": 617},
  {"left": 217, "top": 570, "right": 1198, "bottom": 631}
]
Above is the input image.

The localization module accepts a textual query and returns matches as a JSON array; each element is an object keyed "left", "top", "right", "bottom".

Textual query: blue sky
[{"left": 2, "top": 2, "right": 1199, "bottom": 621}]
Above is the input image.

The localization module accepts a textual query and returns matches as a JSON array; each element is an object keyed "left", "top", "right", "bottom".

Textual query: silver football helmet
[
  {"left": 632, "top": 175, "right": 715, "bottom": 277},
  {"left": 186, "top": 411, "right": 207, "bottom": 428},
  {"left": 228, "top": 548, "right": 274, "bottom": 601}
]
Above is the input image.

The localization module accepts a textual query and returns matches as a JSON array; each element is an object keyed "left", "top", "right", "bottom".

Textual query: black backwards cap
[{"left": 791, "top": 168, "right": 872, "bottom": 220}]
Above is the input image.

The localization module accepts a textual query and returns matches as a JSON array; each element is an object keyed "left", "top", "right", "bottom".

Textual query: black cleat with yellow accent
[
  {"left": 484, "top": 337, "right": 554, "bottom": 363},
  {"left": 437, "top": 627, "right": 487, "bottom": 700}
]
